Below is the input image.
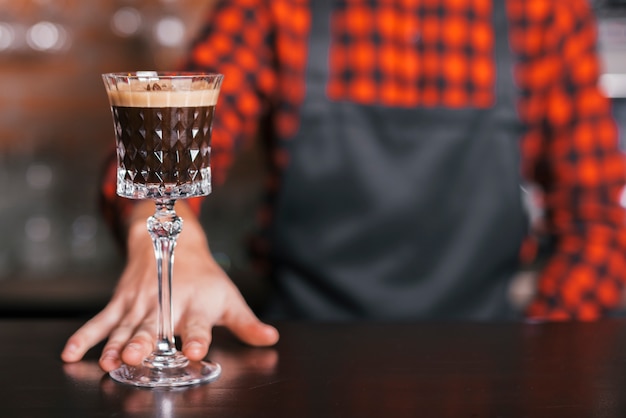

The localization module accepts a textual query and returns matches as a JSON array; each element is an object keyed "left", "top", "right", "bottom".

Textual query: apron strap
[{"left": 303, "top": 0, "right": 333, "bottom": 108}]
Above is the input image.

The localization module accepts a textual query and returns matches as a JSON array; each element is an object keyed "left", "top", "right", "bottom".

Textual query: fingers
[
  {"left": 60, "top": 293, "right": 158, "bottom": 373},
  {"left": 220, "top": 292, "right": 280, "bottom": 347},
  {"left": 63, "top": 299, "right": 279, "bottom": 373},
  {"left": 180, "top": 310, "right": 278, "bottom": 362},
  {"left": 99, "top": 303, "right": 160, "bottom": 370},
  {"left": 179, "top": 286, "right": 279, "bottom": 361},
  {"left": 180, "top": 314, "right": 213, "bottom": 361},
  {"left": 225, "top": 313, "right": 280, "bottom": 348},
  {"left": 61, "top": 306, "right": 123, "bottom": 363},
  {"left": 62, "top": 252, "right": 279, "bottom": 373},
  {"left": 98, "top": 318, "right": 138, "bottom": 371}
]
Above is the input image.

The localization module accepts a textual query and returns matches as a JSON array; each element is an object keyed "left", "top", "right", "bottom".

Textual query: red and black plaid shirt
[{"left": 103, "top": 0, "right": 626, "bottom": 320}]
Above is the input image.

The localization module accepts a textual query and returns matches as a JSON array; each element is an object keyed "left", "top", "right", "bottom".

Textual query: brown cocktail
[{"left": 102, "top": 72, "right": 223, "bottom": 388}]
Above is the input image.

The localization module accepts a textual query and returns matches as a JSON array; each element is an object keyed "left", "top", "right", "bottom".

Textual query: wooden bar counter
[{"left": 2, "top": 318, "right": 626, "bottom": 417}]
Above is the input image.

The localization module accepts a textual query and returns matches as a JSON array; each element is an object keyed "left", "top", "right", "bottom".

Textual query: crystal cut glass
[{"left": 102, "top": 71, "right": 224, "bottom": 388}]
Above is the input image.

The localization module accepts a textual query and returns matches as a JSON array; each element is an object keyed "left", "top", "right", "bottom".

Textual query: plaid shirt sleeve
[
  {"left": 520, "top": 0, "right": 626, "bottom": 320},
  {"left": 182, "top": 0, "right": 279, "bottom": 186}
]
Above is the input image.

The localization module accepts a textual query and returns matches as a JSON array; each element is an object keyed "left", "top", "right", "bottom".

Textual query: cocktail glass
[{"left": 102, "top": 71, "right": 223, "bottom": 387}]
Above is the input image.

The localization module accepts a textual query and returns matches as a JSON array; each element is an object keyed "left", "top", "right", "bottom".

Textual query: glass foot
[{"left": 109, "top": 355, "right": 221, "bottom": 388}]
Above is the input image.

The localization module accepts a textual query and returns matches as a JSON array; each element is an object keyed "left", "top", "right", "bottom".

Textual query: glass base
[{"left": 109, "top": 355, "right": 221, "bottom": 388}]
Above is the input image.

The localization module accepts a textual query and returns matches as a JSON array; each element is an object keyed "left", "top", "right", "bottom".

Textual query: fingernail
[
  {"left": 265, "top": 325, "right": 280, "bottom": 340},
  {"left": 184, "top": 341, "right": 203, "bottom": 352},
  {"left": 126, "top": 343, "right": 142, "bottom": 353},
  {"left": 64, "top": 343, "right": 78, "bottom": 354},
  {"left": 264, "top": 324, "right": 278, "bottom": 334},
  {"left": 101, "top": 350, "right": 118, "bottom": 361}
]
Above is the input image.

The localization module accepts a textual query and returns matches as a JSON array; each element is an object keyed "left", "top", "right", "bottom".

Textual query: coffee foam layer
[{"left": 107, "top": 89, "right": 219, "bottom": 107}]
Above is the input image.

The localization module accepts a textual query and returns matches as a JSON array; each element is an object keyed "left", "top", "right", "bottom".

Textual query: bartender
[{"left": 62, "top": 0, "right": 626, "bottom": 371}]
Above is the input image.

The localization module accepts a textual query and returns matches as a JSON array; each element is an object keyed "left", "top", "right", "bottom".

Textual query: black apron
[{"left": 267, "top": 0, "right": 526, "bottom": 320}]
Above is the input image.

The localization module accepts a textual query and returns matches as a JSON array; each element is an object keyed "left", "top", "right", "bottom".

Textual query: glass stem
[{"left": 147, "top": 199, "right": 182, "bottom": 358}]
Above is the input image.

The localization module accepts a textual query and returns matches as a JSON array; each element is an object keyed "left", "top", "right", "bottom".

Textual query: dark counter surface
[{"left": 2, "top": 318, "right": 626, "bottom": 417}]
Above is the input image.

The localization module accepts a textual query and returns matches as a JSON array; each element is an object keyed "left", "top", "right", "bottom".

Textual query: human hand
[{"left": 61, "top": 201, "right": 279, "bottom": 371}]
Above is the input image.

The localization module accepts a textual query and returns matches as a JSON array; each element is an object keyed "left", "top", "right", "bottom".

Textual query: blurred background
[
  {"left": 0, "top": 0, "right": 624, "bottom": 316},
  {"left": 0, "top": 0, "right": 270, "bottom": 316}
]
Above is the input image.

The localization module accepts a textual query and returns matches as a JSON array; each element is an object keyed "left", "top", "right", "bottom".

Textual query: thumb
[{"left": 221, "top": 294, "right": 279, "bottom": 347}]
